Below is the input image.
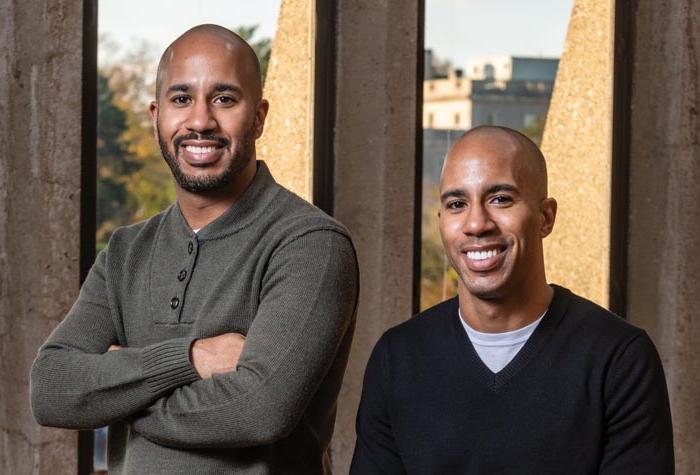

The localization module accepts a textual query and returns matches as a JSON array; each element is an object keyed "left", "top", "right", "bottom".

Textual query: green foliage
[
  {"left": 96, "top": 70, "right": 140, "bottom": 245},
  {"left": 96, "top": 40, "right": 174, "bottom": 248}
]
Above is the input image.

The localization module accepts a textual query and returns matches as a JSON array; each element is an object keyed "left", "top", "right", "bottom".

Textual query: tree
[
  {"left": 96, "top": 39, "right": 174, "bottom": 249},
  {"left": 96, "top": 70, "right": 138, "bottom": 248}
]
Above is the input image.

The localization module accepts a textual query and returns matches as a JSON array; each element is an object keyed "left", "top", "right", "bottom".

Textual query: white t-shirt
[{"left": 459, "top": 309, "right": 546, "bottom": 373}]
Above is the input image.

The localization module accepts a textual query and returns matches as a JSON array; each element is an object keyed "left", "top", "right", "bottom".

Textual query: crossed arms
[
  {"left": 109, "top": 331, "right": 244, "bottom": 380},
  {"left": 30, "top": 229, "right": 358, "bottom": 448}
]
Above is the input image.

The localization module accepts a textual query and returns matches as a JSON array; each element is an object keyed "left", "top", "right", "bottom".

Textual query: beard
[{"left": 157, "top": 125, "right": 256, "bottom": 194}]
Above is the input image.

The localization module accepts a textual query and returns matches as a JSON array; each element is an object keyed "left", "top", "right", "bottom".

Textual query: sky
[
  {"left": 99, "top": 0, "right": 574, "bottom": 68},
  {"left": 425, "top": 0, "right": 575, "bottom": 66},
  {"left": 98, "top": 0, "right": 281, "bottom": 64}
]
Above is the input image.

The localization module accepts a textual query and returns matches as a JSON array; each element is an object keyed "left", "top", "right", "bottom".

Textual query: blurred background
[{"left": 1, "top": 0, "right": 698, "bottom": 473}]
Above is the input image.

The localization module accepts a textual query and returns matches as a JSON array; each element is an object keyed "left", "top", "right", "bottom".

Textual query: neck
[
  {"left": 458, "top": 280, "right": 553, "bottom": 333},
  {"left": 175, "top": 160, "right": 257, "bottom": 231}
]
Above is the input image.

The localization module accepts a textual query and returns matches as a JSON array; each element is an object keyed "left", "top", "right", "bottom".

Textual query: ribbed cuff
[{"left": 142, "top": 337, "right": 200, "bottom": 395}]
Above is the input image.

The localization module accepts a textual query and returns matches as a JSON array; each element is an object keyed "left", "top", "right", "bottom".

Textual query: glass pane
[{"left": 421, "top": 0, "right": 574, "bottom": 310}]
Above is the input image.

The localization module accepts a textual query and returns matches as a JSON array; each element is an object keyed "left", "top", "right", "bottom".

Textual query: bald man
[
  {"left": 31, "top": 24, "right": 358, "bottom": 473},
  {"left": 351, "top": 126, "right": 673, "bottom": 474}
]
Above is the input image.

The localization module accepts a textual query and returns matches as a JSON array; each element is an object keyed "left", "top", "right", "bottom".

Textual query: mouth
[
  {"left": 184, "top": 144, "right": 218, "bottom": 154},
  {"left": 175, "top": 135, "right": 229, "bottom": 167},
  {"left": 462, "top": 244, "right": 507, "bottom": 272}
]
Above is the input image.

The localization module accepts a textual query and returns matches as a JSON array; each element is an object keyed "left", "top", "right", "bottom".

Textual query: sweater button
[
  {"left": 188, "top": 242, "right": 194, "bottom": 254},
  {"left": 170, "top": 297, "right": 180, "bottom": 309},
  {"left": 178, "top": 269, "right": 187, "bottom": 281}
]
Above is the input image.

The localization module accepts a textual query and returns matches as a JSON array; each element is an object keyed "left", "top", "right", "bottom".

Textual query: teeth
[
  {"left": 466, "top": 249, "right": 500, "bottom": 260},
  {"left": 185, "top": 145, "right": 216, "bottom": 153}
]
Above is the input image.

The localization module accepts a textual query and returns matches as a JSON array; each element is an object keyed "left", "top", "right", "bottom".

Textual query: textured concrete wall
[
  {"left": 331, "top": 1, "right": 420, "bottom": 471},
  {"left": 541, "top": 0, "right": 613, "bottom": 307},
  {"left": 0, "top": 0, "right": 83, "bottom": 473},
  {"left": 627, "top": 1, "right": 700, "bottom": 471},
  {"left": 257, "top": 0, "right": 314, "bottom": 200}
]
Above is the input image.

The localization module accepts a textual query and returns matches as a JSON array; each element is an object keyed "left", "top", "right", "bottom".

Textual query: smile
[
  {"left": 461, "top": 245, "right": 506, "bottom": 272},
  {"left": 466, "top": 249, "right": 501, "bottom": 261},
  {"left": 178, "top": 141, "right": 225, "bottom": 167},
  {"left": 184, "top": 145, "right": 218, "bottom": 154}
]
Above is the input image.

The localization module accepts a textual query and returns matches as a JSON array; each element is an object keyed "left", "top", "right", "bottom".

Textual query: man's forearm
[
  {"left": 31, "top": 334, "right": 200, "bottom": 429},
  {"left": 30, "top": 248, "right": 204, "bottom": 429},
  {"left": 131, "top": 325, "right": 354, "bottom": 449}
]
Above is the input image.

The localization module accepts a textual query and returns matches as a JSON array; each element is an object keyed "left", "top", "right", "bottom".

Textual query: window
[
  {"left": 421, "top": 0, "right": 573, "bottom": 309},
  {"left": 91, "top": 0, "right": 323, "bottom": 470}
]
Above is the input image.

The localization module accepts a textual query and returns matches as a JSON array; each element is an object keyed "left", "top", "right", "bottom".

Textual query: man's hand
[{"left": 190, "top": 333, "right": 245, "bottom": 379}]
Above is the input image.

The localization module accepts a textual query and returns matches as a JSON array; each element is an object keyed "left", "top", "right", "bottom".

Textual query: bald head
[
  {"left": 443, "top": 126, "right": 548, "bottom": 200},
  {"left": 155, "top": 24, "right": 262, "bottom": 101}
]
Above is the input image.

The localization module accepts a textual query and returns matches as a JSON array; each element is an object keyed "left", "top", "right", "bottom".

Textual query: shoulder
[
  {"left": 265, "top": 185, "right": 355, "bottom": 254},
  {"left": 553, "top": 285, "right": 643, "bottom": 338},
  {"left": 276, "top": 186, "right": 350, "bottom": 235},
  {"left": 100, "top": 205, "right": 175, "bottom": 265},
  {"left": 376, "top": 298, "right": 458, "bottom": 354},
  {"left": 549, "top": 285, "right": 653, "bottom": 360}
]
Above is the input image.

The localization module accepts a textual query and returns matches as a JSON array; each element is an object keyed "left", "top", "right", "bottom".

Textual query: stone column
[
  {"left": 627, "top": 1, "right": 700, "bottom": 471},
  {"left": 541, "top": 0, "right": 614, "bottom": 307},
  {"left": 0, "top": 0, "right": 84, "bottom": 472},
  {"left": 257, "top": 0, "right": 314, "bottom": 200},
  {"left": 331, "top": 0, "right": 421, "bottom": 471}
]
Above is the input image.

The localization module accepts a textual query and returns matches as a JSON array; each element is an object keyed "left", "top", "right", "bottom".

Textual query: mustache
[{"left": 173, "top": 133, "right": 230, "bottom": 149}]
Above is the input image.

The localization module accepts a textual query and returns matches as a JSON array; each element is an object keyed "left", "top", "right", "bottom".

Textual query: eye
[
  {"left": 445, "top": 199, "right": 467, "bottom": 211},
  {"left": 213, "top": 95, "right": 237, "bottom": 106},
  {"left": 490, "top": 194, "right": 513, "bottom": 206},
  {"left": 171, "top": 95, "right": 191, "bottom": 106}
]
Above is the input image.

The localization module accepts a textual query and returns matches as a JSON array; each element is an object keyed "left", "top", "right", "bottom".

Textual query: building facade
[{"left": 423, "top": 55, "right": 557, "bottom": 131}]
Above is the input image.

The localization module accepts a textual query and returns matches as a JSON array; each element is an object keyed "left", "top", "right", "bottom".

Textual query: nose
[
  {"left": 462, "top": 203, "right": 496, "bottom": 237},
  {"left": 185, "top": 100, "right": 217, "bottom": 133}
]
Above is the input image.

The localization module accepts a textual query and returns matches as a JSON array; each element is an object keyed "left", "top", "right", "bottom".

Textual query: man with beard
[
  {"left": 31, "top": 24, "right": 358, "bottom": 474},
  {"left": 351, "top": 126, "right": 674, "bottom": 474}
]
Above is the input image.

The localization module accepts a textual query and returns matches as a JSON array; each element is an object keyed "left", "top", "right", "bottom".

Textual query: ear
[
  {"left": 254, "top": 99, "right": 270, "bottom": 139},
  {"left": 149, "top": 101, "right": 159, "bottom": 141},
  {"left": 539, "top": 197, "right": 557, "bottom": 238}
]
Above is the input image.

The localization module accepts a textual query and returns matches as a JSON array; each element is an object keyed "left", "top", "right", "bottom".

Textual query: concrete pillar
[
  {"left": 0, "top": 0, "right": 83, "bottom": 472},
  {"left": 541, "top": 0, "right": 614, "bottom": 307},
  {"left": 331, "top": 1, "right": 420, "bottom": 471},
  {"left": 258, "top": 0, "right": 314, "bottom": 200},
  {"left": 627, "top": 1, "right": 700, "bottom": 471}
]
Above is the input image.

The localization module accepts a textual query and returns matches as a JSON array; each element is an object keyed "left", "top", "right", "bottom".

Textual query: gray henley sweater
[{"left": 30, "top": 161, "right": 359, "bottom": 474}]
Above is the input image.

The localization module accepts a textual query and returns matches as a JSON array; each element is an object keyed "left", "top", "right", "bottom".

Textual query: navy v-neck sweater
[{"left": 351, "top": 285, "right": 673, "bottom": 474}]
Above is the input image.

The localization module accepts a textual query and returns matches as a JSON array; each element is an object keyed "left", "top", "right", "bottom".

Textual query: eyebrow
[
  {"left": 165, "top": 83, "right": 243, "bottom": 95},
  {"left": 440, "top": 188, "right": 466, "bottom": 201},
  {"left": 166, "top": 83, "right": 190, "bottom": 94},
  {"left": 212, "top": 83, "right": 243, "bottom": 95},
  {"left": 486, "top": 184, "right": 519, "bottom": 195},
  {"left": 440, "top": 183, "right": 519, "bottom": 201}
]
